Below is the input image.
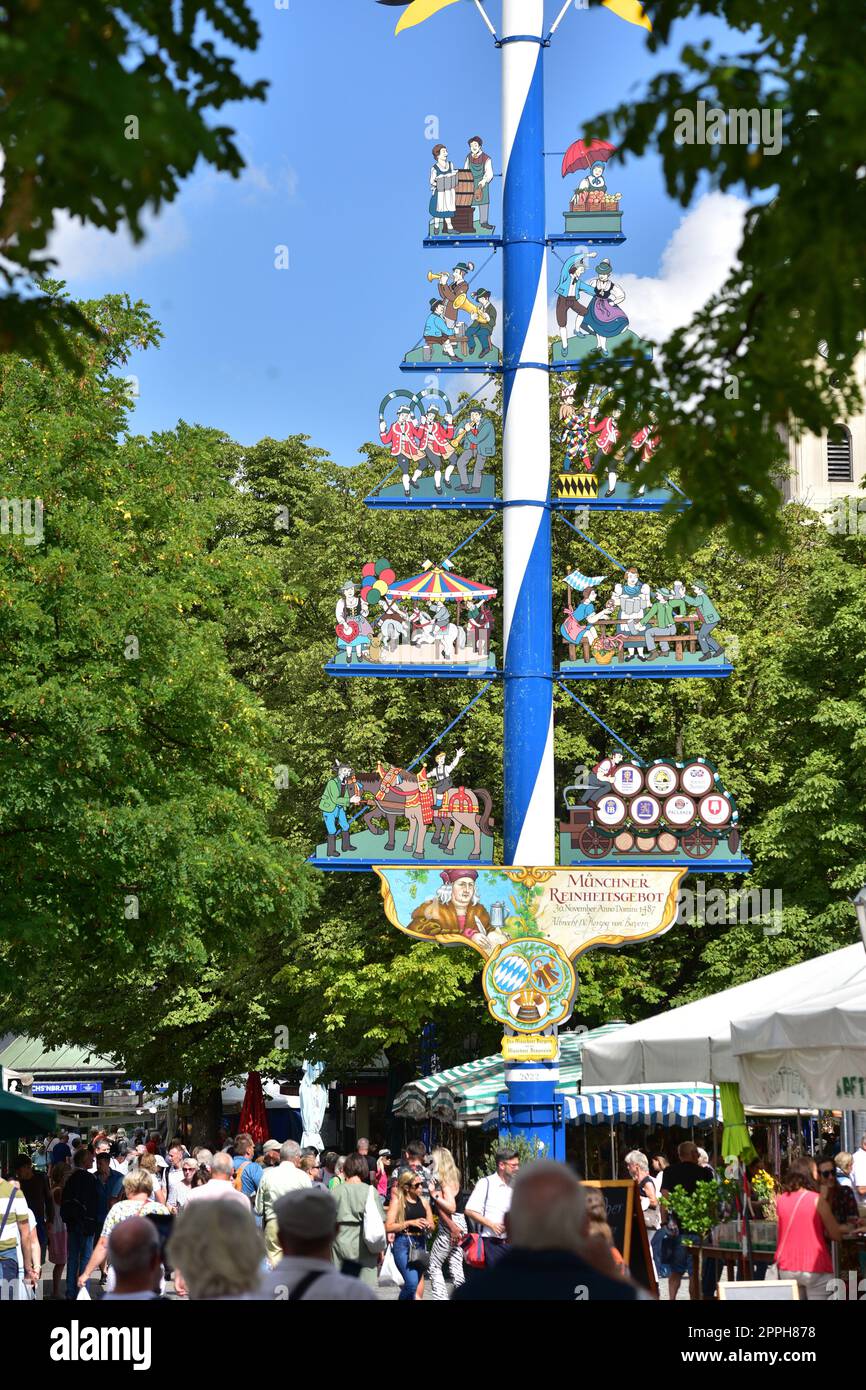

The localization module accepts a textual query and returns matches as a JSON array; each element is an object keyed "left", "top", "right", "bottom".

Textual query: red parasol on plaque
[
  {"left": 561, "top": 138, "right": 617, "bottom": 179},
  {"left": 238, "top": 1071, "right": 270, "bottom": 1146}
]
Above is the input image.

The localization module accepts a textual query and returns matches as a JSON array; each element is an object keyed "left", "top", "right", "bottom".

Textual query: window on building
[{"left": 826, "top": 425, "right": 853, "bottom": 482}]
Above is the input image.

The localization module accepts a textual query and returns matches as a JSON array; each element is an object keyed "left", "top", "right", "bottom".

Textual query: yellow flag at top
[
  {"left": 602, "top": 0, "right": 652, "bottom": 31},
  {"left": 391, "top": 0, "right": 461, "bottom": 35}
]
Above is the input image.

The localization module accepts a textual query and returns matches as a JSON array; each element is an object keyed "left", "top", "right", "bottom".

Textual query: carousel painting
[
  {"left": 554, "top": 384, "right": 682, "bottom": 510},
  {"left": 559, "top": 137, "right": 623, "bottom": 240},
  {"left": 368, "top": 388, "right": 498, "bottom": 506},
  {"left": 551, "top": 248, "right": 650, "bottom": 366},
  {"left": 312, "top": 752, "right": 495, "bottom": 867},
  {"left": 402, "top": 262, "right": 500, "bottom": 367},
  {"left": 559, "top": 754, "right": 749, "bottom": 870},
  {"left": 328, "top": 558, "right": 496, "bottom": 676},
  {"left": 427, "top": 136, "right": 496, "bottom": 239},
  {"left": 557, "top": 566, "right": 731, "bottom": 678}
]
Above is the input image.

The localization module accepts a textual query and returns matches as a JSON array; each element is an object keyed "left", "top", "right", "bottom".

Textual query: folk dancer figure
[
  {"left": 380, "top": 403, "right": 424, "bottom": 497},
  {"left": 554, "top": 251, "right": 596, "bottom": 355},
  {"left": 614, "top": 414, "right": 659, "bottom": 497},
  {"left": 690, "top": 583, "right": 723, "bottom": 661},
  {"left": 453, "top": 408, "right": 496, "bottom": 493},
  {"left": 578, "top": 259, "right": 628, "bottom": 354},
  {"left": 559, "top": 385, "right": 594, "bottom": 472},
  {"left": 335, "top": 583, "right": 373, "bottom": 664},
  {"left": 560, "top": 584, "right": 612, "bottom": 662},
  {"left": 417, "top": 406, "right": 455, "bottom": 495},
  {"left": 589, "top": 408, "right": 621, "bottom": 490},
  {"left": 642, "top": 587, "right": 687, "bottom": 660},
  {"left": 464, "top": 136, "right": 494, "bottom": 232},
  {"left": 429, "top": 144, "right": 457, "bottom": 234},
  {"left": 465, "top": 290, "right": 496, "bottom": 359},
  {"left": 423, "top": 298, "right": 459, "bottom": 361},
  {"left": 610, "top": 567, "right": 650, "bottom": 663},
  {"left": 319, "top": 761, "right": 361, "bottom": 858}
]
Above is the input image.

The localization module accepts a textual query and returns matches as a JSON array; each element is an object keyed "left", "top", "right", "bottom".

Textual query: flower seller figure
[
  {"left": 335, "top": 582, "right": 373, "bottom": 664},
  {"left": 319, "top": 760, "right": 361, "bottom": 859},
  {"left": 409, "top": 868, "right": 503, "bottom": 955},
  {"left": 578, "top": 258, "right": 628, "bottom": 354}
]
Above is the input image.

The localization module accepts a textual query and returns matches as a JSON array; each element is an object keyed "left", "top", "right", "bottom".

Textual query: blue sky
[{"left": 50, "top": 1, "right": 744, "bottom": 465}]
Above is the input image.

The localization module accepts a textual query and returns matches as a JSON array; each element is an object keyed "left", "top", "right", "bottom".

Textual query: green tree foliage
[
  {"left": 0, "top": 1, "right": 266, "bottom": 361},
  {"left": 575, "top": 0, "right": 866, "bottom": 549},
  {"left": 0, "top": 293, "right": 313, "bottom": 1127}
]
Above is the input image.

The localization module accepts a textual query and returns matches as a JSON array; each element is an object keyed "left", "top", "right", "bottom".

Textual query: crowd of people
[{"left": 2, "top": 1126, "right": 863, "bottom": 1301}]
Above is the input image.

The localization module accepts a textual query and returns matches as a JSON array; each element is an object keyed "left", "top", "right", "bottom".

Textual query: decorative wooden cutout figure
[
  {"left": 402, "top": 263, "right": 500, "bottom": 365},
  {"left": 559, "top": 755, "right": 748, "bottom": 869},
  {"left": 554, "top": 387, "right": 678, "bottom": 508},
  {"left": 314, "top": 753, "right": 495, "bottom": 864},
  {"left": 373, "top": 389, "right": 498, "bottom": 503},
  {"left": 551, "top": 250, "right": 647, "bottom": 365},
  {"left": 561, "top": 138, "right": 622, "bottom": 237},
  {"left": 330, "top": 559, "right": 497, "bottom": 673},
  {"left": 428, "top": 137, "right": 495, "bottom": 237},
  {"left": 558, "top": 565, "right": 730, "bottom": 675}
]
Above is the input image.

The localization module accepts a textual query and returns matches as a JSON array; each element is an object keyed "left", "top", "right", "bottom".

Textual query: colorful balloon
[
  {"left": 374, "top": 558, "right": 390, "bottom": 576},
  {"left": 379, "top": 568, "right": 396, "bottom": 585},
  {"left": 360, "top": 584, "right": 372, "bottom": 600},
  {"left": 361, "top": 561, "right": 376, "bottom": 579},
  {"left": 372, "top": 578, "right": 388, "bottom": 595},
  {"left": 366, "top": 589, "right": 381, "bottom": 607}
]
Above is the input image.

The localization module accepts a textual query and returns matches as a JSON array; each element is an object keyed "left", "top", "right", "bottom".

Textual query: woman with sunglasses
[
  {"left": 385, "top": 1170, "right": 434, "bottom": 1300},
  {"left": 171, "top": 1158, "right": 200, "bottom": 1212}
]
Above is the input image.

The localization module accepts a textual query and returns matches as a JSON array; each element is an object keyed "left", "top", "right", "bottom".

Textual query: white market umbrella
[
  {"left": 731, "top": 969, "right": 866, "bottom": 1110},
  {"left": 300, "top": 1059, "right": 328, "bottom": 1151}
]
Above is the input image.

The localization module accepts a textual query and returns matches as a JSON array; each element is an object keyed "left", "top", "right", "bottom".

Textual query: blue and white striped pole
[
  {"left": 499, "top": 0, "right": 564, "bottom": 1161},
  {"left": 501, "top": 0, "right": 555, "bottom": 868}
]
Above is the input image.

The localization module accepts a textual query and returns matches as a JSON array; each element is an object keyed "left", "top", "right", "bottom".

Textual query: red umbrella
[
  {"left": 238, "top": 1071, "right": 270, "bottom": 1146},
  {"left": 561, "top": 138, "right": 617, "bottom": 179}
]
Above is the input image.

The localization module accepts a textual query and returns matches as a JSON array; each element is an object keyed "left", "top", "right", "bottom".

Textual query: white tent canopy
[
  {"left": 582, "top": 945, "right": 866, "bottom": 1089},
  {"left": 731, "top": 971, "right": 866, "bottom": 1110}
]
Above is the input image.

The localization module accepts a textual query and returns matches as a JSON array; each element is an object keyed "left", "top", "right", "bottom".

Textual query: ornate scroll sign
[
  {"left": 559, "top": 756, "right": 749, "bottom": 870},
  {"left": 330, "top": 557, "right": 496, "bottom": 676},
  {"left": 373, "top": 389, "right": 498, "bottom": 504},
  {"left": 403, "top": 262, "right": 500, "bottom": 366},
  {"left": 558, "top": 565, "right": 731, "bottom": 677},
  {"left": 314, "top": 755, "right": 494, "bottom": 864},
  {"left": 375, "top": 864, "right": 687, "bottom": 1031}
]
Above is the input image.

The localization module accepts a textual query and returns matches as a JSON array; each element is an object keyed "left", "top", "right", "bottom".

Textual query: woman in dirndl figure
[{"left": 580, "top": 259, "right": 628, "bottom": 353}]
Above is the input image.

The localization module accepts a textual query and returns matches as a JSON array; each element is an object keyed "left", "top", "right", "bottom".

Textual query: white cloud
[
  {"left": 47, "top": 205, "right": 189, "bottom": 283},
  {"left": 616, "top": 191, "right": 747, "bottom": 342}
]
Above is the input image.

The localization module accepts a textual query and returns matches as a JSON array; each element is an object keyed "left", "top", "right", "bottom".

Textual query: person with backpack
[
  {"left": 61, "top": 1150, "right": 100, "bottom": 1299},
  {"left": 257, "top": 1188, "right": 376, "bottom": 1300},
  {"left": 231, "top": 1133, "right": 263, "bottom": 1203}
]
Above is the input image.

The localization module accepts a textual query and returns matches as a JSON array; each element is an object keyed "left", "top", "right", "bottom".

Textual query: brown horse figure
[{"left": 355, "top": 765, "right": 494, "bottom": 860}]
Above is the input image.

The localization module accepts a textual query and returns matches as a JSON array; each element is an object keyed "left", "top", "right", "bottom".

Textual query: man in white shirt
[
  {"left": 852, "top": 1134, "right": 866, "bottom": 1196},
  {"left": 257, "top": 1188, "right": 375, "bottom": 1301},
  {"left": 186, "top": 1152, "right": 252, "bottom": 1211},
  {"left": 464, "top": 1148, "right": 520, "bottom": 1268},
  {"left": 254, "top": 1140, "right": 313, "bottom": 1265}
]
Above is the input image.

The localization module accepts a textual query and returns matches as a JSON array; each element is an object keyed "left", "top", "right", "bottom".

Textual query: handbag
[
  {"left": 362, "top": 1186, "right": 386, "bottom": 1254},
  {"left": 407, "top": 1240, "right": 429, "bottom": 1273},
  {"left": 378, "top": 1246, "right": 404, "bottom": 1288},
  {"left": 460, "top": 1232, "right": 486, "bottom": 1268}
]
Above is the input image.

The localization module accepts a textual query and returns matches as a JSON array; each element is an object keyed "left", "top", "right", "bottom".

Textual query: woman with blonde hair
[
  {"left": 427, "top": 1147, "right": 466, "bottom": 1299},
  {"left": 168, "top": 1201, "right": 265, "bottom": 1299},
  {"left": 138, "top": 1152, "right": 167, "bottom": 1205},
  {"left": 385, "top": 1169, "right": 434, "bottom": 1301}
]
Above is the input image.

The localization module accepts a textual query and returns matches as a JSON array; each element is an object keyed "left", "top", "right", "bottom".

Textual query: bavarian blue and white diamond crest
[{"left": 493, "top": 955, "right": 531, "bottom": 993}]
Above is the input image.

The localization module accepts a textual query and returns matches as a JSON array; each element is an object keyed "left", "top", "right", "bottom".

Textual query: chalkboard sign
[
  {"left": 719, "top": 1280, "right": 800, "bottom": 1301},
  {"left": 582, "top": 1179, "right": 658, "bottom": 1296}
]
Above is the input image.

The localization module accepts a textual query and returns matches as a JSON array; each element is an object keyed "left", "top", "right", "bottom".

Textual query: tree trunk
[{"left": 188, "top": 1078, "right": 224, "bottom": 1149}]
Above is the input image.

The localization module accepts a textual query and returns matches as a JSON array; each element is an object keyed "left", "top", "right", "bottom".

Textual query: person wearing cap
[
  {"left": 261, "top": 1139, "right": 282, "bottom": 1169},
  {"left": 379, "top": 401, "right": 424, "bottom": 497},
  {"left": 256, "top": 1188, "right": 376, "bottom": 1301},
  {"left": 466, "top": 290, "right": 497, "bottom": 359},
  {"left": 438, "top": 262, "right": 473, "bottom": 326},
  {"left": 641, "top": 586, "right": 687, "bottom": 660},
  {"left": 423, "top": 299, "right": 459, "bottom": 361},
  {"left": 689, "top": 582, "right": 724, "bottom": 661},
  {"left": 577, "top": 258, "right": 628, "bottom": 354},
  {"left": 409, "top": 868, "right": 504, "bottom": 954}
]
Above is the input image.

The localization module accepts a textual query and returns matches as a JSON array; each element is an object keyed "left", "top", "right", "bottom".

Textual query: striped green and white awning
[{"left": 393, "top": 1023, "right": 629, "bottom": 1127}]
